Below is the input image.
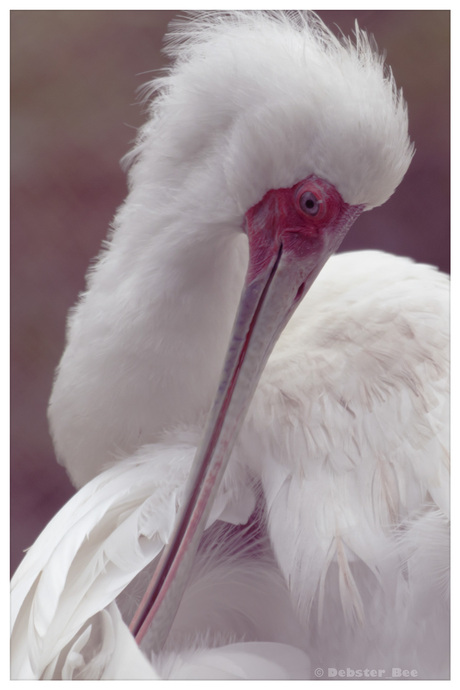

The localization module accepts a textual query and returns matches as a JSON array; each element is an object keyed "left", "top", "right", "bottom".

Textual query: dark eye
[{"left": 298, "top": 190, "right": 321, "bottom": 216}]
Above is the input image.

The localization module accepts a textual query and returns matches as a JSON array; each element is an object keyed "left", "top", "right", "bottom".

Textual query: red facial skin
[{"left": 244, "top": 175, "right": 363, "bottom": 284}]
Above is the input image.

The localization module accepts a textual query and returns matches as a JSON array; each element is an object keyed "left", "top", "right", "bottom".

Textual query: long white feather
[{"left": 11, "top": 436, "right": 256, "bottom": 679}]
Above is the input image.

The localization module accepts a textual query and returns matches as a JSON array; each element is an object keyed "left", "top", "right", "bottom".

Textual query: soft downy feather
[
  {"left": 137, "top": 515, "right": 311, "bottom": 679},
  {"left": 236, "top": 250, "right": 449, "bottom": 677}
]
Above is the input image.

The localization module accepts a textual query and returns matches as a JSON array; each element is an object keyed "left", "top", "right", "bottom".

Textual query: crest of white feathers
[{"left": 124, "top": 10, "right": 414, "bottom": 219}]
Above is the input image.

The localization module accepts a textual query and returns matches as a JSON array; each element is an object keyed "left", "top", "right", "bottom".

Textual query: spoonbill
[{"left": 11, "top": 10, "right": 449, "bottom": 680}]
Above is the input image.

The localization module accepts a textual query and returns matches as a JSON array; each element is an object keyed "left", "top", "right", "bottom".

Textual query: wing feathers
[{"left": 11, "top": 442, "right": 195, "bottom": 678}]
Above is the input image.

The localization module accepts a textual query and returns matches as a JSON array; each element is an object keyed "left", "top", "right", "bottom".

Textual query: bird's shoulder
[
  {"left": 260, "top": 250, "right": 448, "bottom": 423},
  {"left": 242, "top": 250, "right": 449, "bottom": 494}
]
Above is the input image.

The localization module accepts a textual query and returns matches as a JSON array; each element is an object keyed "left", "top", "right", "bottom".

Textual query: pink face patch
[{"left": 244, "top": 175, "right": 363, "bottom": 283}]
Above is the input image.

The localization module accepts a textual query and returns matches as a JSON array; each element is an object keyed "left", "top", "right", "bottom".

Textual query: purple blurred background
[{"left": 10, "top": 10, "right": 450, "bottom": 574}]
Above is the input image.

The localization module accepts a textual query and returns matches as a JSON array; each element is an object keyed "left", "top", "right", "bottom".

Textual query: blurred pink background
[{"left": 11, "top": 10, "right": 450, "bottom": 573}]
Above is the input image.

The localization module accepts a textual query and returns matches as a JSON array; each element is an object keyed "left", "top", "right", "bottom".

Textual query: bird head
[{"left": 126, "top": 11, "right": 413, "bottom": 228}]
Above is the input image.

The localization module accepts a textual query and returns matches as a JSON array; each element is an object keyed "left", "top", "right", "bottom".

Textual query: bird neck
[{"left": 49, "top": 197, "right": 248, "bottom": 487}]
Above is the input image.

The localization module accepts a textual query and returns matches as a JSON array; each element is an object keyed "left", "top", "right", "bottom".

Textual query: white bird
[{"left": 11, "top": 10, "right": 449, "bottom": 680}]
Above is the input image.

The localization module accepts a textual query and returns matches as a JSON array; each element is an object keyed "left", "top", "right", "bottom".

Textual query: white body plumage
[{"left": 11, "top": 11, "right": 449, "bottom": 680}]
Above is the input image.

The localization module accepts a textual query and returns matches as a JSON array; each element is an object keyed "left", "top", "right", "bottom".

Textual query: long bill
[{"left": 129, "top": 183, "right": 363, "bottom": 654}]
